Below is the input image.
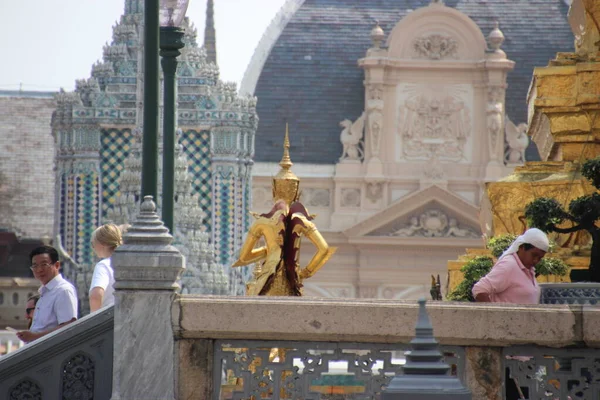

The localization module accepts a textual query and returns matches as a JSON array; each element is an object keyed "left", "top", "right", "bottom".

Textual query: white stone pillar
[
  {"left": 361, "top": 23, "right": 387, "bottom": 178},
  {"left": 484, "top": 22, "right": 515, "bottom": 181},
  {"left": 111, "top": 196, "right": 185, "bottom": 400}
]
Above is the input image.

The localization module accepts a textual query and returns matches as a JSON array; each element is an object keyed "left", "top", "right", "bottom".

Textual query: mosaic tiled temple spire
[
  {"left": 204, "top": 0, "right": 217, "bottom": 64},
  {"left": 52, "top": 0, "right": 257, "bottom": 296},
  {"left": 124, "top": 0, "right": 144, "bottom": 15}
]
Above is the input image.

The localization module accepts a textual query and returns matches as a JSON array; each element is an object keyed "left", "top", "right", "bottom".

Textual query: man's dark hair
[
  {"left": 522, "top": 243, "right": 535, "bottom": 251},
  {"left": 29, "top": 245, "right": 59, "bottom": 264}
]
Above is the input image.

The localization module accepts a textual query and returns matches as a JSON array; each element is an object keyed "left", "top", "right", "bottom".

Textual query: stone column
[
  {"left": 464, "top": 347, "right": 503, "bottom": 400},
  {"left": 111, "top": 196, "right": 185, "bottom": 400},
  {"left": 362, "top": 23, "right": 387, "bottom": 177}
]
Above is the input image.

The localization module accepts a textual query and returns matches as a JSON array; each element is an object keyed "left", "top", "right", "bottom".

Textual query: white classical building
[{"left": 244, "top": 0, "right": 574, "bottom": 299}]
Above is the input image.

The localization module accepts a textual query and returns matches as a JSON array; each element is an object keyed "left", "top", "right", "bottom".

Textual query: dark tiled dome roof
[{"left": 250, "top": 0, "right": 574, "bottom": 164}]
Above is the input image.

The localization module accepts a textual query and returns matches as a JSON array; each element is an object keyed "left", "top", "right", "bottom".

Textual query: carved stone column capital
[{"left": 113, "top": 195, "right": 185, "bottom": 290}]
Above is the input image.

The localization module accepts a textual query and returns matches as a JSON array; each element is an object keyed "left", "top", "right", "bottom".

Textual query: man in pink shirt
[{"left": 473, "top": 228, "right": 549, "bottom": 304}]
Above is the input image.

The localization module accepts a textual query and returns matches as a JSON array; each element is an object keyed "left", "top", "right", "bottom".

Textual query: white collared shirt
[{"left": 30, "top": 274, "right": 78, "bottom": 333}]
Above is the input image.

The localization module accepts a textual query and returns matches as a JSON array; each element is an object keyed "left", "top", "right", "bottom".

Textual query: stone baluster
[{"left": 110, "top": 195, "right": 185, "bottom": 400}]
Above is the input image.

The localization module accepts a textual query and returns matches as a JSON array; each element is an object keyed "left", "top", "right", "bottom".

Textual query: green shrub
[
  {"left": 535, "top": 257, "right": 569, "bottom": 277},
  {"left": 446, "top": 256, "right": 494, "bottom": 302},
  {"left": 486, "top": 234, "right": 517, "bottom": 258}
]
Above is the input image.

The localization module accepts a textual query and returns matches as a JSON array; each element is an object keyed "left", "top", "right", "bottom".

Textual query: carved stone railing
[
  {"left": 0, "top": 306, "right": 113, "bottom": 400},
  {"left": 172, "top": 296, "right": 600, "bottom": 400},
  {"left": 504, "top": 346, "right": 600, "bottom": 399},
  {"left": 212, "top": 340, "right": 465, "bottom": 399}
]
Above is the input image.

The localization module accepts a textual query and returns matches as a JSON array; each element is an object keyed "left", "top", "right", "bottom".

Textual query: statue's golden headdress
[{"left": 272, "top": 124, "right": 300, "bottom": 206}]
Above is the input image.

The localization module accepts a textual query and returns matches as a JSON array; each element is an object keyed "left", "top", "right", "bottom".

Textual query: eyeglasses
[
  {"left": 30, "top": 262, "right": 55, "bottom": 271},
  {"left": 26, "top": 308, "right": 35, "bottom": 315}
]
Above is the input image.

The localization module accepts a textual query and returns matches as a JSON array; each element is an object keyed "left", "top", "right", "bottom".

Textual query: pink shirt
[{"left": 472, "top": 253, "right": 540, "bottom": 304}]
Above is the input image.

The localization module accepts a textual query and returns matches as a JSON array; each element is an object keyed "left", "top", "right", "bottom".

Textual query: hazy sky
[{"left": 0, "top": 0, "right": 286, "bottom": 92}]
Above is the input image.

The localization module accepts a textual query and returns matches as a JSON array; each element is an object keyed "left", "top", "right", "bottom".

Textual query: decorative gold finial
[
  {"left": 272, "top": 123, "right": 300, "bottom": 205},
  {"left": 280, "top": 123, "right": 293, "bottom": 170}
]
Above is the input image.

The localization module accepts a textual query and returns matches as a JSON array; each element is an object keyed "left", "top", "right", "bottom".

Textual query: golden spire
[
  {"left": 279, "top": 123, "right": 293, "bottom": 170},
  {"left": 272, "top": 123, "right": 300, "bottom": 205}
]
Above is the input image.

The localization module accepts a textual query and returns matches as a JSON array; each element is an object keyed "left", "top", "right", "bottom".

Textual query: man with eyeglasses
[{"left": 16, "top": 245, "right": 78, "bottom": 343}]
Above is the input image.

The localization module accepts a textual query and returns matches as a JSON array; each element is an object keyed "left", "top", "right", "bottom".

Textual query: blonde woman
[{"left": 89, "top": 223, "right": 122, "bottom": 312}]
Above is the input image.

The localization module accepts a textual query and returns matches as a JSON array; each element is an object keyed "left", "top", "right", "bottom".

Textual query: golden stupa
[{"left": 448, "top": 0, "right": 600, "bottom": 291}]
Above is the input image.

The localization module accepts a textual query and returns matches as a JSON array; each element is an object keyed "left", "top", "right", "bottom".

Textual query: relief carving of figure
[
  {"left": 366, "top": 182, "right": 383, "bottom": 203},
  {"left": 368, "top": 85, "right": 383, "bottom": 101},
  {"left": 487, "top": 86, "right": 505, "bottom": 160},
  {"left": 368, "top": 110, "right": 383, "bottom": 158},
  {"left": 388, "top": 210, "right": 479, "bottom": 238},
  {"left": 487, "top": 102, "right": 503, "bottom": 159},
  {"left": 423, "top": 152, "right": 445, "bottom": 181},
  {"left": 391, "top": 216, "right": 421, "bottom": 237},
  {"left": 505, "top": 117, "right": 529, "bottom": 165},
  {"left": 339, "top": 112, "right": 366, "bottom": 162},
  {"left": 446, "top": 218, "right": 479, "bottom": 238}
]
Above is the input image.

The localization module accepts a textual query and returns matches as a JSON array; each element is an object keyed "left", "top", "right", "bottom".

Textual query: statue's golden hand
[{"left": 299, "top": 268, "right": 311, "bottom": 280}]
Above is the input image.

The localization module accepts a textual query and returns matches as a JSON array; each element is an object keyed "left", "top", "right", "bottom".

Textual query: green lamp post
[
  {"left": 141, "top": 0, "right": 161, "bottom": 202},
  {"left": 159, "top": 0, "right": 189, "bottom": 232}
]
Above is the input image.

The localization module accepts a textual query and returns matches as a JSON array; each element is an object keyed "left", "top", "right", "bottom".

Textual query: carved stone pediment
[
  {"left": 343, "top": 185, "right": 481, "bottom": 240},
  {"left": 368, "top": 208, "right": 479, "bottom": 238}
]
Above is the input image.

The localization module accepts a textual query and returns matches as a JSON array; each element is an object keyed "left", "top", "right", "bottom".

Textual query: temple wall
[{"left": 0, "top": 93, "right": 56, "bottom": 239}]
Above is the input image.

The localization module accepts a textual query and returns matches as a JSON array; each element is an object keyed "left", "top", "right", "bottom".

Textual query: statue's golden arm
[
  {"left": 232, "top": 228, "right": 267, "bottom": 267},
  {"left": 295, "top": 218, "right": 337, "bottom": 279}
]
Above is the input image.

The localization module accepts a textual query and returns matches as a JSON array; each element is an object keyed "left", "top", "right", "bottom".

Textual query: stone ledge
[
  {"left": 173, "top": 296, "right": 588, "bottom": 347},
  {"left": 582, "top": 305, "right": 600, "bottom": 347}
]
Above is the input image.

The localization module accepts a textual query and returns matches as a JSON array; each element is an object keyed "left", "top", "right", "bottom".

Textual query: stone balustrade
[
  {"left": 1, "top": 293, "right": 598, "bottom": 399},
  {"left": 0, "top": 306, "right": 114, "bottom": 400},
  {"left": 173, "top": 296, "right": 600, "bottom": 399}
]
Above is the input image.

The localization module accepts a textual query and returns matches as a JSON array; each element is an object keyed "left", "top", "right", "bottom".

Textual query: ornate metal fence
[
  {"left": 504, "top": 346, "right": 600, "bottom": 400},
  {"left": 0, "top": 306, "right": 114, "bottom": 400},
  {"left": 213, "top": 340, "right": 465, "bottom": 400}
]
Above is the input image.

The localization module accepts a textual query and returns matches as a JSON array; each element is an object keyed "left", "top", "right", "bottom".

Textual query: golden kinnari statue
[{"left": 232, "top": 125, "right": 337, "bottom": 296}]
